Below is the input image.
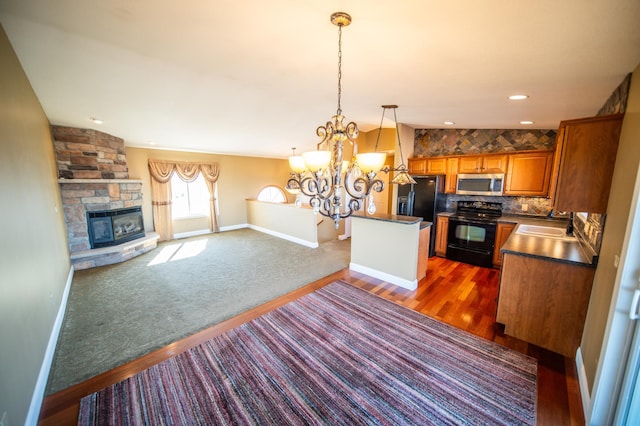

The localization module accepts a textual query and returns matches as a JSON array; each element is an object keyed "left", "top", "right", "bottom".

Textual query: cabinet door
[
  {"left": 408, "top": 158, "right": 427, "bottom": 175},
  {"left": 427, "top": 158, "right": 447, "bottom": 174},
  {"left": 504, "top": 151, "right": 553, "bottom": 196},
  {"left": 492, "top": 222, "right": 516, "bottom": 267},
  {"left": 435, "top": 216, "right": 449, "bottom": 257},
  {"left": 458, "top": 156, "right": 483, "bottom": 173},
  {"left": 445, "top": 157, "right": 459, "bottom": 194},
  {"left": 497, "top": 253, "right": 595, "bottom": 357},
  {"left": 553, "top": 114, "right": 623, "bottom": 213},
  {"left": 483, "top": 154, "right": 508, "bottom": 173},
  {"left": 458, "top": 154, "right": 507, "bottom": 173}
]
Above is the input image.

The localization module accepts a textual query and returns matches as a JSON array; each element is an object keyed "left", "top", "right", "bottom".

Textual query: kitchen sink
[{"left": 515, "top": 224, "right": 576, "bottom": 240}]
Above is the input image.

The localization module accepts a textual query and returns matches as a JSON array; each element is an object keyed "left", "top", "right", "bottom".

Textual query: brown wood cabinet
[
  {"left": 435, "top": 215, "right": 449, "bottom": 257},
  {"left": 550, "top": 114, "right": 624, "bottom": 213},
  {"left": 427, "top": 158, "right": 447, "bottom": 174},
  {"left": 496, "top": 253, "right": 595, "bottom": 357},
  {"left": 408, "top": 149, "right": 554, "bottom": 197},
  {"left": 445, "top": 157, "right": 458, "bottom": 194},
  {"left": 492, "top": 222, "right": 516, "bottom": 267},
  {"left": 408, "top": 158, "right": 426, "bottom": 174},
  {"left": 504, "top": 151, "right": 554, "bottom": 196},
  {"left": 417, "top": 225, "right": 431, "bottom": 281},
  {"left": 458, "top": 154, "right": 507, "bottom": 174},
  {"left": 408, "top": 157, "right": 447, "bottom": 175}
]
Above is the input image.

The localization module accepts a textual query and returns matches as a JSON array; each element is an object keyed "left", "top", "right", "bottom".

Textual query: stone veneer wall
[
  {"left": 52, "top": 125, "right": 146, "bottom": 255},
  {"left": 52, "top": 125, "right": 129, "bottom": 179}
]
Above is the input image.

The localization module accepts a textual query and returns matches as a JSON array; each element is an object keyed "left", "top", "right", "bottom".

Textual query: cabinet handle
[{"left": 630, "top": 289, "right": 640, "bottom": 320}]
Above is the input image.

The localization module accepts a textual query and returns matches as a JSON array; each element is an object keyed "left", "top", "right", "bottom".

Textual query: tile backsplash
[{"left": 414, "top": 128, "right": 557, "bottom": 157}]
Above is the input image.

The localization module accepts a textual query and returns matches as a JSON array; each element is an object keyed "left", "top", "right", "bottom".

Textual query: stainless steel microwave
[{"left": 456, "top": 173, "right": 504, "bottom": 196}]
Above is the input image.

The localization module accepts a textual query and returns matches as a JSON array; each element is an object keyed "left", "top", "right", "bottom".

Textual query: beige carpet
[{"left": 46, "top": 228, "right": 350, "bottom": 395}]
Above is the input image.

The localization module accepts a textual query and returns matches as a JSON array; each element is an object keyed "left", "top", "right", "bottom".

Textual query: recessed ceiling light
[
  {"left": 509, "top": 95, "right": 529, "bottom": 100},
  {"left": 89, "top": 117, "right": 103, "bottom": 124},
  {"left": 444, "top": 121, "right": 455, "bottom": 125},
  {"left": 520, "top": 120, "right": 535, "bottom": 125}
]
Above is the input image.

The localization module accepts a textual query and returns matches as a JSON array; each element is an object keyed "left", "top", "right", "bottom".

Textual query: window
[
  {"left": 257, "top": 186, "right": 287, "bottom": 203},
  {"left": 171, "top": 173, "right": 210, "bottom": 219}
]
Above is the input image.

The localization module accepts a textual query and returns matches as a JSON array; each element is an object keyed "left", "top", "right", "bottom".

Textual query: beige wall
[
  {"left": 350, "top": 217, "right": 420, "bottom": 286},
  {"left": 125, "top": 147, "right": 292, "bottom": 233},
  {"left": 581, "top": 64, "right": 640, "bottom": 390},
  {"left": 0, "top": 26, "right": 71, "bottom": 424},
  {"left": 246, "top": 200, "right": 319, "bottom": 246}
]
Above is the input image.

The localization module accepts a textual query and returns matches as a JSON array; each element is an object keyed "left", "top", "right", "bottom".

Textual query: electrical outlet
[{"left": 521, "top": 204, "right": 528, "bottom": 212}]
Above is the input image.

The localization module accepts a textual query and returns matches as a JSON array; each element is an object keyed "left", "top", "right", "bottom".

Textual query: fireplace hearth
[{"left": 87, "top": 206, "right": 145, "bottom": 249}]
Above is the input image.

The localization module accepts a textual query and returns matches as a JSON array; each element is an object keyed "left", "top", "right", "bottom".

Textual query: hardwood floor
[{"left": 38, "top": 257, "right": 584, "bottom": 425}]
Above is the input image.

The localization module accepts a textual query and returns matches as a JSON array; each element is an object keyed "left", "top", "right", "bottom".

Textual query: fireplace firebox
[{"left": 87, "top": 206, "right": 145, "bottom": 249}]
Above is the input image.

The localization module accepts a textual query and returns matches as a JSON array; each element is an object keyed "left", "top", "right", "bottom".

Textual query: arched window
[{"left": 257, "top": 185, "right": 287, "bottom": 203}]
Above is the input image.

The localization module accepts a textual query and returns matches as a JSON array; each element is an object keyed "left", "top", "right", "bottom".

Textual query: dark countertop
[
  {"left": 500, "top": 220, "right": 597, "bottom": 267},
  {"left": 352, "top": 212, "right": 428, "bottom": 226},
  {"left": 437, "top": 211, "right": 596, "bottom": 266}
]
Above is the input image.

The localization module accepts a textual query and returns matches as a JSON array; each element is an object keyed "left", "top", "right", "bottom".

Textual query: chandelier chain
[{"left": 336, "top": 24, "right": 343, "bottom": 116}]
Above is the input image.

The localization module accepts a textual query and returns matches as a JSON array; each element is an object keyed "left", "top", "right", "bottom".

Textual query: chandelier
[
  {"left": 377, "top": 105, "right": 417, "bottom": 186},
  {"left": 286, "top": 12, "right": 387, "bottom": 229}
]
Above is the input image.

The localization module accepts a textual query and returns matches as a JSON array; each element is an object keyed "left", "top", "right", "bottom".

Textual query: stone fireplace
[{"left": 53, "top": 125, "right": 158, "bottom": 269}]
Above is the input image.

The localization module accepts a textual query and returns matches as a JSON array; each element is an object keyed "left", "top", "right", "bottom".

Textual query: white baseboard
[
  {"left": 25, "top": 265, "right": 74, "bottom": 426},
  {"left": 248, "top": 224, "right": 318, "bottom": 248},
  {"left": 173, "top": 229, "right": 212, "bottom": 239},
  {"left": 575, "top": 347, "right": 591, "bottom": 423},
  {"left": 349, "top": 263, "right": 417, "bottom": 291},
  {"left": 219, "top": 223, "right": 249, "bottom": 232}
]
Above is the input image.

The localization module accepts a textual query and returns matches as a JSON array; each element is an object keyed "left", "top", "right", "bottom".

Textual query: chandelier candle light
[{"left": 286, "top": 12, "right": 387, "bottom": 229}]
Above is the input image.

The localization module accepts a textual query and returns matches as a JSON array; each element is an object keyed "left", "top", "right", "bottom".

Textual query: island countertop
[{"left": 352, "top": 212, "right": 425, "bottom": 226}]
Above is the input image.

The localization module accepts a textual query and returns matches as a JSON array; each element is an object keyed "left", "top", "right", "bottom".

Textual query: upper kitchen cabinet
[
  {"left": 408, "top": 158, "right": 426, "bottom": 174},
  {"left": 457, "top": 154, "right": 507, "bottom": 174},
  {"left": 503, "top": 151, "right": 554, "bottom": 196},
  {"left": 445, "top": 157, "right": 459, "bottom": 194},
  {"left": 408, "top": 157, "right": 446, "bottom": 175},
  {"left": 550, "top": 114, "right": 624, "bottom": 213}
]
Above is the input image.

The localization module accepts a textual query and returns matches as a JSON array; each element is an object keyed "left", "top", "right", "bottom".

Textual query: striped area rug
[{"left": 79, "top": 281, "right": 537, "bottom": 425}]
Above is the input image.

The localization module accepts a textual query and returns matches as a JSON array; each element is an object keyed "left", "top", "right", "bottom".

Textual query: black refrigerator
[{"left": 397, "top": 175, "right": 446, "bottom": 257}]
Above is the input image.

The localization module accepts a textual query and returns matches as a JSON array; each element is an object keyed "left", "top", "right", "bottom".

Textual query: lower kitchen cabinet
[
  {"left": 492, "top": 222, "right": 516, "bottom": 267},
  {"left": 435, "top": 215, "right": 449, "bottom": 257},
  {"left": 417, "top": 224, "right": 431, "bottom": 280},
  {"left": 496, "top": 253, "right": 595, "bottom": 357}
]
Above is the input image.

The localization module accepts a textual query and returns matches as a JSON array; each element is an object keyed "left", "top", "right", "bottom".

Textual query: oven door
[{"left": 446, "top": 218, "right": 497, "bottom": 268}]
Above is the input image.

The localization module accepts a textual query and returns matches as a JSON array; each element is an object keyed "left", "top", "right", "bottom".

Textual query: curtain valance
[{"left": 148, "top": 159, "right": 220, "bottom": 184}]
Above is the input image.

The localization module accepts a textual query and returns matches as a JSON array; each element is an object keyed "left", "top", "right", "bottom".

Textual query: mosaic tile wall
[
  {"left": 598, "top": 73, "right": 632, "bottom": 115},
  {"left": 413, "top": 128, "right": 557, "bottom": 157},
  {"left": 445, "top": 194, "right": 556, "bottom": 217}
]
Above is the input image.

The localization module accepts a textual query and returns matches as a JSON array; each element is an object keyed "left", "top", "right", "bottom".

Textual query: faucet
[{"left": 566, "top": 212, "right": 574, "bottom": 236}]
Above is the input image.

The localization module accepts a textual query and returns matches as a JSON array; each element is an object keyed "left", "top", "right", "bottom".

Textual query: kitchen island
[
  {"left": 497, "top": 221, "right": 597, "bottom": 357},
  {"left": 350, "top": 213, "right": 431, "bottom": 291}
]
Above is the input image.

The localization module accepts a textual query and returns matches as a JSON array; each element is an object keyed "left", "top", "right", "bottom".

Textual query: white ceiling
[{"left": 1, "top": 0, "right": 639, "bottom": 158}]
